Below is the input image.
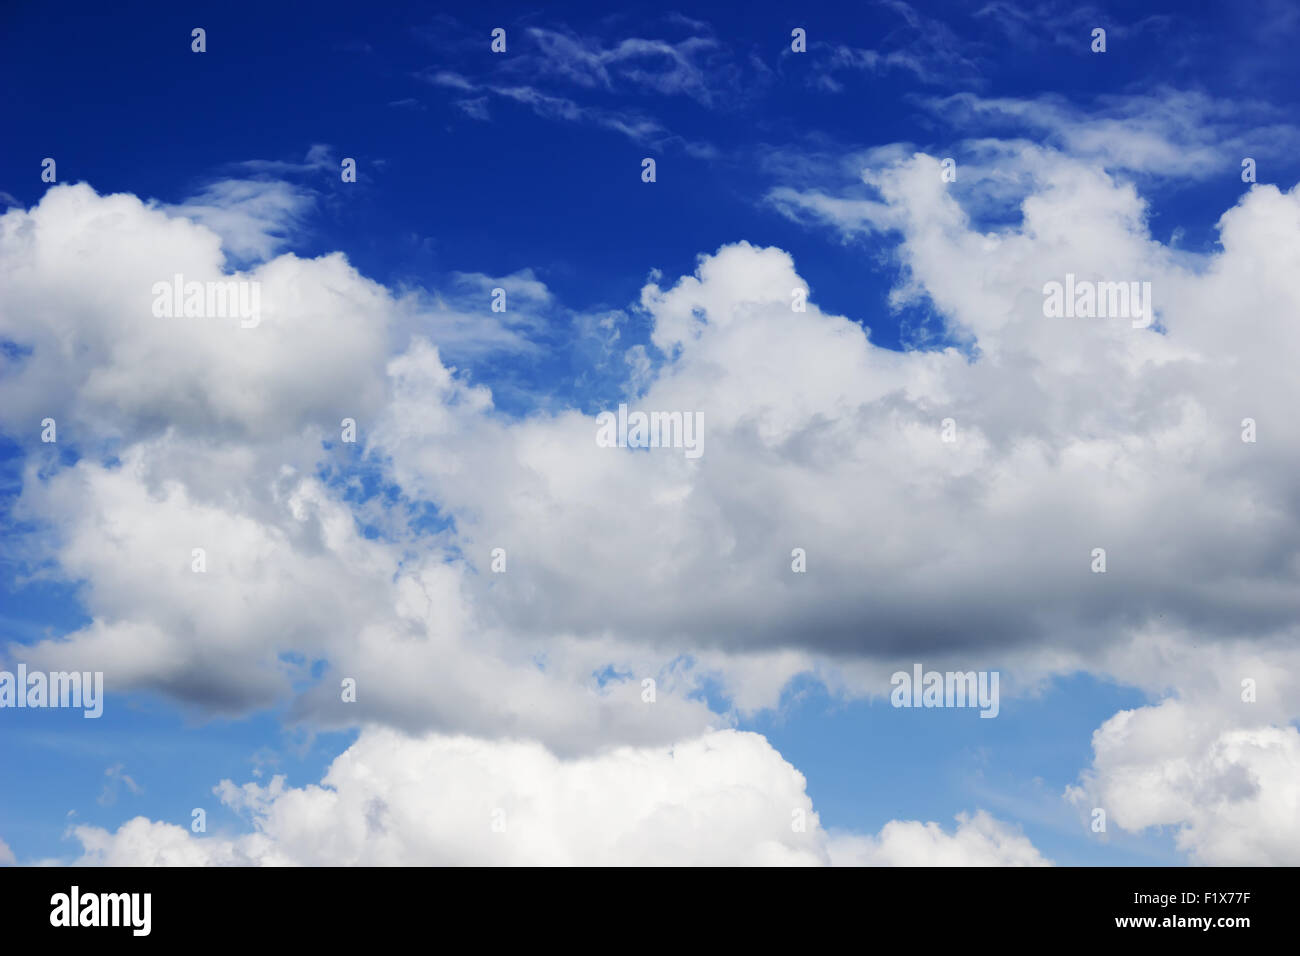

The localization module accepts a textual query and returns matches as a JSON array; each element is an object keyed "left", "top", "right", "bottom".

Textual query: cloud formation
[
  {"left": 5, "top": 74, "right": 1300, "bottom": 861},
  {"left": 66, "top": 727, "right": 1044, "bottom": 866}
]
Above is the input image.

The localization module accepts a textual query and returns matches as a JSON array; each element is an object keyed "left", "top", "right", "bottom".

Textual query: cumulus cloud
[
  {"left": 70, "top": 729, "right": 826, "bottom": 865},
  {"left": 0, "top": 184, "right": 720, "bottom": 750},
  {"left": 828, "top": 810, "right": 1050, "bottom": 866},
  {"left": 7, "top": 163, "right": 1300, "bottom": 735},
  {"left": 66, "top": 727, "right": 1043, "bottom": 866},
  {"left": 5, "top": 85, "right": 1300, "bottom": 862},
  {"left": 0, "top": 184, "right": 394, "bottom": 445},
  {"left": 373, "top": 171, "right": 1300, "bottom": 706},
  {"left": 1068, "top": 698, "right": 1300, "bottom": 865}
]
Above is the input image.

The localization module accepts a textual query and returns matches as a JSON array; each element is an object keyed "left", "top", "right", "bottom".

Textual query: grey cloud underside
[{"left": 453, "top": 422, "right": 1300, "bottom": 658}]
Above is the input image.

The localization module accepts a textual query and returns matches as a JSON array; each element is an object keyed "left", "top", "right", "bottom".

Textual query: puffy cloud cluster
[
  {"left": 4, "top": 86, "right": 1300, "bottom": 861},
  {"left": 371, "top": 162, "right": 1300, "bottom": 712},
  {"left": 828, "top": 810, "right": 1049, "bottom": 866},
  {"left": 67, "top": 728, "right": 1044, "bottom": 867},
  {"left": 1068, "top": 692, "right": 1300, "bottom": 865},
  {"left": 0, "top": 184, "right": 393, "bottom": 445},
  {"left": 0, "top": 184, "right": 726, "bottom": 752},
  {"left": 12, "top": 167, "right": 1300, "bottom": 723}
]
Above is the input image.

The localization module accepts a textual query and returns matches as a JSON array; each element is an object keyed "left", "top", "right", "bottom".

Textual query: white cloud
[
  {"left": 67, "top": 727, "right": 1045, "bottom": 866},
  {"left": 6, "top": 93, "right": 1300, "bottom": 862},
  {"left": 71, "top": 728, "right": 826, "bottom": 865},
  {"left": 0, "top": 184, "right": 393, "bottom": 445},
  {"left": 525, "top": 28, "right": 725, "bottom": 104},
  {"left": 421, "top": 71, "right": 669, "bottom": 145},
  {"left": 828, "top": 810, "right": 1051, "bottom": 866},
  {"left": 1068, "top": 698, "right": 1300, "bottom": 865},
  {"left": 97, "top": 763, "right": 143, "bottom": 806},
  {"left": 0, "top": 185, "right": 719, "bottom": 750},
  {"left": 417, "top": 23, "right": 734, "bottom": 150},
  {"left": 9, "top": 166, "right": 1300, "bottom": 741},
  {"left": 161, "top": 178, "right": 316, "bottom": 263}
]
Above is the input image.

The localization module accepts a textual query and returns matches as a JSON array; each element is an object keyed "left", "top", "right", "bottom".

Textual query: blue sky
[{"left": 3, "top": 0, "right": 1300, "bottom": 866}]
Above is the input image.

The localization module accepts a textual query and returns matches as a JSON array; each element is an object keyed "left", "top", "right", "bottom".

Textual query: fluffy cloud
[
  {"left": 371, "top": 168, "right": 1300, "bottom": 706},
  {"left": 6, "top": 91, "right": 1300, "bottom": 861},
  {"left": 1069, "top": 699, "right": 1300, "bottom": 865},
  {"left": 11, "top": 434, "right": 720, "bottom": 748},
  {"left": 66, "top": 727, "right": 1043, "bottom": 866},
  {"left": 0, "top": 185, "right": 721, "bottom": 750},
  {"left": 7, "top": 165, "right": 1300, "bottom": 733},
  {"left": 0, "top": 184, "right": 394, "bottom": 445},
  {"left": 828, "top": 810, "right": 1050, "bottom": 866}
]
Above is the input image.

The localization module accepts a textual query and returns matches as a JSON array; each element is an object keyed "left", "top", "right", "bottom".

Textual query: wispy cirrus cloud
[
  {"left": 412, "top": 17, "right": 754, "bottom": 151},
  {"left": 423, "top": 70, "right": 669, "bottom": 144},
  {"left": 97, "top": 763, "right": 142, "bottom": 806},
  {"left": 801, "top": 0, "right": 986, "bottom": 90}
]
